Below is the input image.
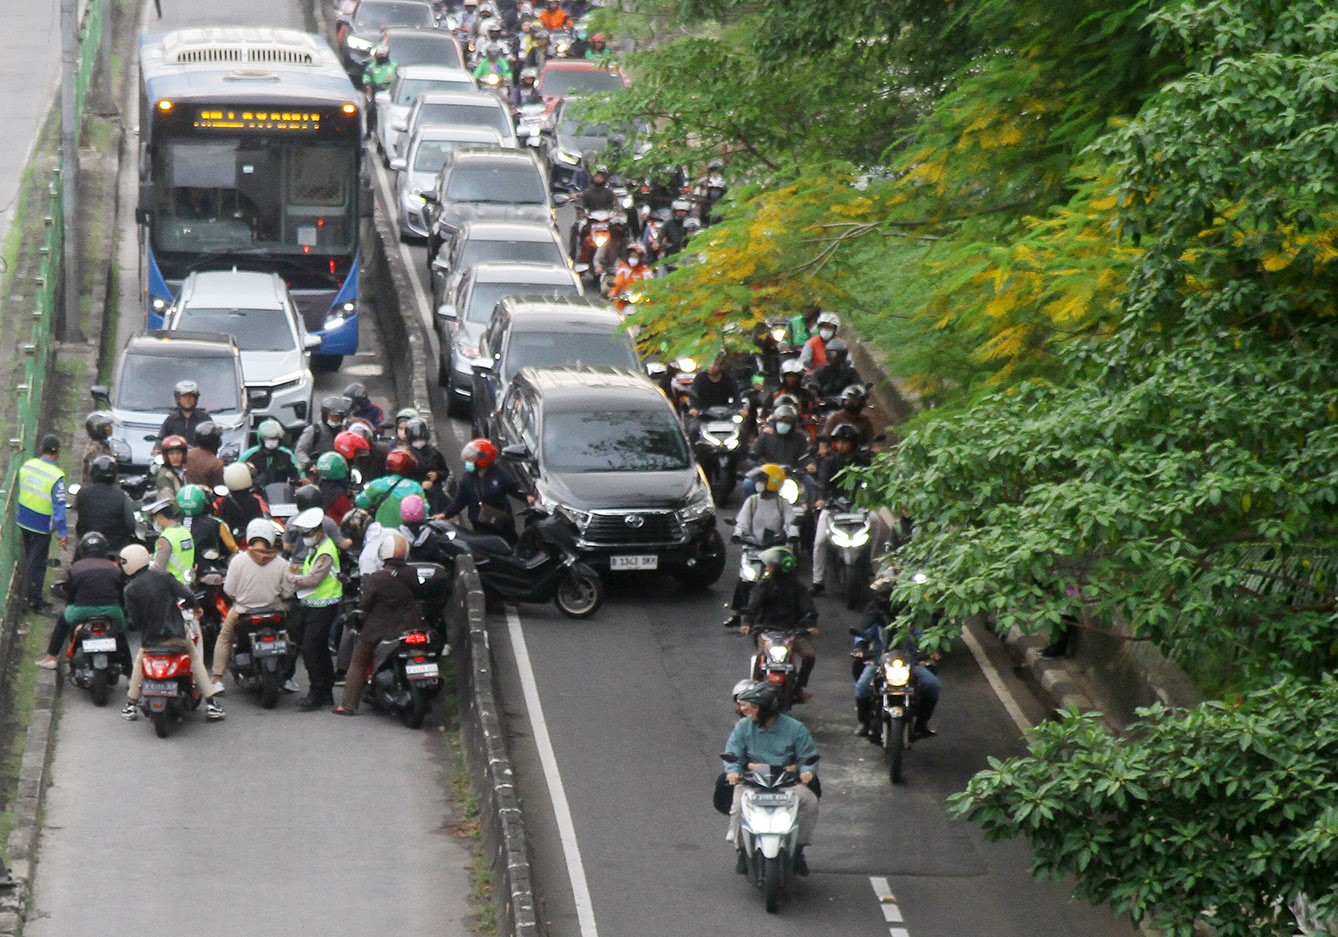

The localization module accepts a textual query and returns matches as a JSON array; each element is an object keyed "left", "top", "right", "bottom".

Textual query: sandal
[{"left": 332, "top": 705, "right": 357, "bottom": 716}]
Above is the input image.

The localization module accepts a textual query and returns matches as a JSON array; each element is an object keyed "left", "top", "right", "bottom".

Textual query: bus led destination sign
[{"left": 193, "top": 108, "right": 326, "bottom": 132}]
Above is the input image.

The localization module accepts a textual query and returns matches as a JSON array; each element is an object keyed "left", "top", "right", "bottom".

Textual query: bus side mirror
[
  {"left": 136, "top": 182, "right": 156, "bottom": 225},
  {"left": 360, "top": 184, "right": 374, "bottom": 219}
]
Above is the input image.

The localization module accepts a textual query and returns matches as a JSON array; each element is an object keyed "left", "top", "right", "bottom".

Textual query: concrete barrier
[{"left": 365, "top": 211, "right": 434, "bottom": 425}]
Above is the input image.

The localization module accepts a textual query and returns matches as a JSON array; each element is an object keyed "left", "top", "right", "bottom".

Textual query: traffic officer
[
  {"left": 17, "top": 434, "right": 68, "bottom": 611},
  {"left": 286, "top": 507, "right": 343, "bottom": 711},
  {"left": 146, "top": 497, "right": 195, "bottom": 587}
]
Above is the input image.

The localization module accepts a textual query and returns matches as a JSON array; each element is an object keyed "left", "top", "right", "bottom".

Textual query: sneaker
[
  {"left": 721, "top": 614, "right": 740, "bottom": 629},
  {"left": 282, "top": 679, "right": 300, "bottom": 694},
  {"left": 210, "top": 680, "right": 226, "bottom": 696},
  {"left": 121, "top": 701, "right": 139, "bottom": 721},
  {"left": 333, "top": 671, "right": 347, "bottom": 687},
  {"left": 910, "top": 726, "right": 937, "bottom": 741},
  {"left": 809, "top": 583, "right": 825, "bottom": 598},
  {"left": 206, "top": 699, "right": 226, "bottom": 721},
  {"left": 34, "top": 656, "right": 58, "bottom": 671}
]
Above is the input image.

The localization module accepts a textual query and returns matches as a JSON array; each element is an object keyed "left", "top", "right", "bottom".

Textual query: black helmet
[
  {"left": 404, "top": 417, "right": 430, "bottom": 443},
  {"left": 841, "top": 384, "right": 867, "bottom": 406},
  {"left": 321, "top": 395, "right": 350, "bottom": 421},
  {"left": 735, "top": 682, "right": 779, "bottom": 719},
  {"left": 870, "top": 567, "right": 897, "bottom": 596},
  {"left": 342, "top": 382, "right": 368, "bottom": 405},
  {"left": 825, "top": 337, "right": 849, "bottom": 359},
  {"left": 193, "top": 421, "right": 221, "bottom": 451},
  {"left": 78, "top": 531, "right": 111, "bottom": 559},
  {"left": 85, "top": 411, "right": 114, "bottom": 440},
  {"left": 340, "top": 508, "right": 372, "bottom": 544},
  {"left": 294, "top": 484, "right": 323, "bottom": 512},
  {"left": 831, "top": 423, "right": 861, "bottom": 445},
  {"left": 89, "top": 454, "right": 118, "bottom": 484}
]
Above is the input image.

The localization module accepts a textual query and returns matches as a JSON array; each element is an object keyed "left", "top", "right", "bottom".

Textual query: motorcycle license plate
[
  {"left": 82, "top": 637, "right": 117, "bottom": 653},
  {"left": 253, "top": 640, "right": 287, "bottom": 656},
  {"left": 610, "top": 555, "right": 658, "bottom": 571},
  {"left": 749, "top": 792, "right": 792, "bottom": 807},
  {"left": 141, "top": 680, "right": 178, "bottom": 697},
  {"left": 405, "top": 662, "right": 439, "bottom": 679},
  {"left": 833, "top": 513, "right": 866, "bottom": 524}
]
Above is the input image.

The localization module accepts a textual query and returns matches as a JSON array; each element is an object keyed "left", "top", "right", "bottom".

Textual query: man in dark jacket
[
  {"left": 74, "top": 456, "right": 138, "bottom": 551},
  {"left": 808, "top": 339, "right": 861, "bottom": 400},
  {"left": 688, "top": 357, "right": 742, "bottom": 416},
  {"left": 741, "top": 546, "right": 818, "bottom": 699},
  {"left": 35, "top": 532, "right": 130, "bottom": 671},
  {"left": 333, "top": 532, "right": 424, "bottom": 715},
  {"left": 156, "top": 380, "right": 213, "bottom": 449}
]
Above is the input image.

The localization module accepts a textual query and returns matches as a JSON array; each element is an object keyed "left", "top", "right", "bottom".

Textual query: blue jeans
[{"left": 855, "top": 661, "right": 941, "bottom": 706}]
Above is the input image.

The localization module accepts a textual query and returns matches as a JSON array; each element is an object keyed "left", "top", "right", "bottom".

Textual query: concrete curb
[
  {"left": 449, "top": 557, "right": 542, "bottom": 937},
  {"left": 0, "top": 667, "right": 59, "bottom": 937},
  {"left": 366, "top": 209, "right": 434, "bottom": 422}
]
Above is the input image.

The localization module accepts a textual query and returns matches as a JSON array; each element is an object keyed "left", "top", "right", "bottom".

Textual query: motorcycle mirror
[
  {"left": 552, "top": 192, "right": 571, "bottom": 206},
  {"left": 213, "top": 485, "right": 229, "bottom": 498},
  {"left": 350, "top": 468, "right": 363, "bottom": 485},
  {"left": 722, "top": 518, "right": 735, "bottom": 526}
]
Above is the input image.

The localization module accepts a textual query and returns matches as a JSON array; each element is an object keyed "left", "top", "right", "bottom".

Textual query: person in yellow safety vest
[
  {"left": 286, "top": 507, "right": 343, "bottom": 711},
  {"left": 145, "top": 497, "right": 195, "bottom": 586},
  {"left": 17, "top": 434, "right": 68, "bottom": 611}
]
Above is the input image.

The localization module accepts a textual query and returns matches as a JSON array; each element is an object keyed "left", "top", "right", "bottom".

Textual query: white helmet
[
  {"left": 244, "top": 518, "right": 278, "bottom": 546},
  {"left": 223, "top": 462, "right": 253, "bottom": 493},
  {"left": 291, "top": 507, "right": 325, "bottom": 533},
  {"left": 779, "top": 357, "right": 804, "bottom": 376},
  {"left": 816, "top": 311, "right": 840, "bottom": 331},
  {"left": 119, "top": 544, "right": 151, "bottom": 575},
  {"left": 378, "top": 531, "right": 409, "bottom": 561}
]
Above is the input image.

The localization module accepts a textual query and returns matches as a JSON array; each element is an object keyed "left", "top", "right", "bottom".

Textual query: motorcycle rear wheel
[
  {"left": 260, "top": 668, "right": 280, "bottom": 709},
  {"left": 152, "top": 710, "right": 172, "bottom": 739},
  {"left": 764, "top": 855, "right": 783, "bottom": 913},
  {"left": 845, "top": 555, "right": 871, "bottom": 610},
  {"left": 554, "top": 566, "right": 603, "bottom": 618},
  {"left": 402, "top": 681, "right": 428, "bottom": 729},
  {"left": 91, "top": 667, "right": 110, "bottom": 707},
  {"left": 886, "top": 716, "right": 905, "bottom": 784}
]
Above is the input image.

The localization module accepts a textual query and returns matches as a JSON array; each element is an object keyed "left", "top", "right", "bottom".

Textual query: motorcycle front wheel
[
  {"left": 554, "top": 565, "right": 603, "bottom": 619},
  {"left": 885, "top": 715, "right": 905, "bottom": 784},
  {"left": 764, "top": 855, "right": 783, "bottom": 913}
]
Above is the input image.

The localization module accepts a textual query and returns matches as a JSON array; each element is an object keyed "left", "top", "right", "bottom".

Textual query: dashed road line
[{"left": 870, "top": 876, "right": 910, "bottom": 937}]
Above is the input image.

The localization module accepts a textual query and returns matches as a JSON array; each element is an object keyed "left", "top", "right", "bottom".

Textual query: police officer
[
  {"left": 286, "top": 507, "right": 343, "bottom": 711},
  {"left": 146, "top": 497, "right": 195, "bottom": 587},
  {"left": 17, "top": 434, "right": 68, "bottom": 611}
]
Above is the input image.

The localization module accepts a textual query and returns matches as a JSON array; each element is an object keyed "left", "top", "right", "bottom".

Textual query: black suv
[
  {"left": 496, "top": 367, "right": 725, "bottom": 588},
  {"left": 470, "top": 295, "right": 640, "bottom": 438}
]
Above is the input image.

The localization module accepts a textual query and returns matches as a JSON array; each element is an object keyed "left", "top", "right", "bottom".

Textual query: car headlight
[
  {"left": 556, "top": 149, "right": 581, "bottom": 165},
  {"left": 884, "top": 657, "right": 911, "bottom": 687},
  {"left": 779, "top": 477, "right": 800, "bottom": 505},
  {"left": 678, "top": 480, "right": 714, "bottom": 524},
  {"left": 766, "top": 645, "right": 789, "bottom": 663},
  {"left": 347, "top": 36, "right": 374, "bottom": 51},
  {"left": 557, "top": 503, "right": 591, "bottom": 532},
  {"left": 108, "top": 437, "right": 131, "bottom": 461},
  {"left": 324, "top": 302, "right": 355, "bottom": 331},
  {"left": 454, "top": 336, "right": 480, "bottom": 359}
]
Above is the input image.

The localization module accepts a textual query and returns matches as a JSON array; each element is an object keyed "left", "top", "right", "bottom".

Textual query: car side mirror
[
  {"left": 501, "top": 443, "right": 533, "bottom": 463},
  {"left": 391, "top": 117, "right": 407, "bottom": 132},
  {"left": 374, "top": 91, "right": 390, "bottom": 106},
  {"left": 552, "top": 192, "right": 571, "bottom": 206},
  {"left": 436, "top": 304, "right": 457, "bottom": 322},
  {"left": 91, "top": 384, "right": 111, "bottom": 406},
  {"left": 572, "top": 262, "right": 589, "bottom": 275},
  {"left": 420, "top": 190, "right": 438, "bottom": 204},
  {"left": 303, "top": 334, "right": 322, "bottom": 351},
  {"left": 389, "top": 157, "right": 407, "bottom": 172}
]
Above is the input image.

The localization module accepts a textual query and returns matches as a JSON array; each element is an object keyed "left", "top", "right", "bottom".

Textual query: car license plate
[
  {"left": 141, "top": 680, "right": 177, "bottom": 697},
  {"left": 82, "top": 637, "right": 117, "bottom": 653},
  {"left": 405, "top": 662, "right": 439, "bottom": 678},
  {"left": 610, "top": 555, "right": 658, "bottom": 571},
  {"left": 253, "top": 640, "right": 287, "bottom": 656}
]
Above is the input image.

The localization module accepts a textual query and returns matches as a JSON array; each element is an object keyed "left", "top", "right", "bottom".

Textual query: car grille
[{"left": 583, "top": 511, "right": 682, "bottom": 546}]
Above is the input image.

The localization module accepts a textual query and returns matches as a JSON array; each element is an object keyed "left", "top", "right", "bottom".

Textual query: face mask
[
  {"left": 263, "top": 438, "right": 279, "bottom": 450},
  {"left": 775, "top": 422, "right": 792, "bottom": 435},
  {"left": 327, "top": 418, "right": 341, "bottom": 430},
  {"left": 411, "top": 439, "right": 426, "bottom": 449},
  {"left": 819, "top": 328, "right": 835, "bottom": 341},
  {"left": 465, "top": 461, "right": 476, "bottom": 473},
  {"left": 302, "top": 534, "right": 319, "bottom": 547}
]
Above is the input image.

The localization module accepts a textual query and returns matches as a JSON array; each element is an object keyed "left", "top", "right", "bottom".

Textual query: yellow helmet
[{"left": 758, "top": 463, "right": 786, "bottom": 493}]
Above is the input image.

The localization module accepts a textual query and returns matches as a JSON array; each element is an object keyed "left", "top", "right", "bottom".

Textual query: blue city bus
[{"left": 136, "top": 27, "right": 370, "bottom": 368}]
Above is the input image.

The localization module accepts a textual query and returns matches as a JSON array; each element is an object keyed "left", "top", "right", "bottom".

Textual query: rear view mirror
[
  {"left": 389, "top": 157, "right": 407, "bottom": 172},
  {"left": 501, "top": 443, "right": 533, "bottom": 463},
  {"left": 91, "top": 385, "right": 111, "bottom": 406},
  {"left": 303, "top": 334, "right": 322, "bottom": 351}
]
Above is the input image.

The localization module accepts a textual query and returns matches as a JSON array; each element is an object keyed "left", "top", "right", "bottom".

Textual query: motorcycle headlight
[
  {"left": 700, "top": 430, "right": 721, "bottom": 447},
  {"left": 678, "top": 480, "right": 714, "bottom": 525},
  {"left": 724, "top": 434, "right": 740, "bottom": 451},
  {"left": 779, "top": 478, "right": 800, "bottom": 505},
  {"left": 347, "top": 36, "right": 374, "bottom": 51},
  {"left": 885, "top": 658, "right": 911, "bottom": 687},
  {"left": 741, "top": 561, "right": 760, "bottom": 582},
  {"left": 830, "top": 527, "right": 870, "bottom": 549},
  {"left": 674, "top": 356, "right": 697, "bottom": 374},
  {"left": 770, "top": 327, "right": 787, "bottom": 342},
  {"left": 767, "top": 645, "right": 789, "bottom": 663}
]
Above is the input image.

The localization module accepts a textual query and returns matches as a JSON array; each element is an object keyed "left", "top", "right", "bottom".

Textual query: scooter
[
  {"left": 693, "top": 404, "right": 745, "bottom": 504},
  {"left": 137, "top": 613, "right": 205, "bottom": 738},
  {"left": 750, "top": 628, "right": 804, "bottom": 711},
  {"left": 193, "top": 548, "right": 229, "bottom": 668},
  {"left": 227, "top": 605, "right": 291, "bottom": 709},
  {"left": 731, "top": 761, "right": 814, "bottom": 913},
  {"left": 65, "top": 614, "right": 126, "bottom": 707},
  {"left": 822, "top": 494, "right": 873, "bottom": 609}
]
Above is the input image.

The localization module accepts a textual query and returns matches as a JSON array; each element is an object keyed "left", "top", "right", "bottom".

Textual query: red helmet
[
  {"left": 334, "top": 430, "right": 371, "bottom": 460},
  {"left": 161, "top": 435, "right": 188, "bottom": 452},
  {"left": 385, "top": 448, "right": 418, "bottom": 476},
  {"left": 462, "top": 438, "right": 498, "bottom": 469}
]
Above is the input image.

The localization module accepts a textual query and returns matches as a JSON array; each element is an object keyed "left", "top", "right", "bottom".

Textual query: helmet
[
  {"left": 85, "top": 411, "right": 113, "bottom": 440},
  {"left": 78, "top": 531, "right": 110, "bottom": 559},
  {"left": 756, "top": 463, "right": 786, "bottom": 493},
  {"left": 257, "top": 419, "right": 284, "bottom": 441},
  {"left": 487, "top": 40, "right": 505, "bottom": 56},
  {"left": 520, "top": 66, "right": 537, "bottom": 82},
  {"left": 825, "top": 338, "right": 849, "bottom": 364},
  {"left": 590, "top": 32, "right": 606, "bottom": 42},
  {"left": 290, "top": 507, "right": 325, "bottom": 533},
  {"left": 779, "top": 357, "right": 804, "bottom": 377},
  {"left": 815, "top": 311, "right": 840, "bottom": 331},
  {"left": 870, "top": 567, "right": 897, "bottom": 596},
  {"left": 735, "top": 682, "right": 779, "bottom": 719},
  {"left": 759, "top": 545, "right": 796, "bottom": 574},
  {"left": 294, "top": 484, "right": 323, "bottom": 512},
  {"left": 118, "top": 544, "right": 151, "bottom": 575},
  {"left": 462, "top": 438, "right": 498, "bottom": 469},
  {"left": 404, "top": 417, "right": 430, "bottom": 443},
  {"left": 731, "top": 678, "right": 759, "bottom": 701},
  {"left": 161, "top": 434, "right": 188, "bottom": 453},
  {"left": 399, "top": 494, "right": 426, "bottom": 524},
  {"left": 145, "top": 497, "right": 179, "bottom": 520},
  {"left": 316, "top": 451, "right": 349, "bottom": 480},
  {"left": 671, "top": 198, "right": 691, "bottom": 213},
  {"left": 321, "top": 395, "right": 350, "bottom": 421},
  {"left": 379, "top": 531, "right": 410, "bottom": 562},
  {"left": 345, "top": 421, "right": 374, "bottom": 443},
  {"left": 334, "top": 430, "right": 371, "bottom": 461},
  {"left": 683, "top": 217, "right": 702, "bottom": 232},
  {"left": 88, "top": 454, "right": 117, "bottom": 484},
  {"left": 831, "top": 423, "right": 862, "bottom": 445},
  {"left": 223, "top": 462, "right": 253, "bottom": 492},
  {"left": 374, "top": 43, "right": 389, "bottom": 62},
  {"left": 173, "top": 380, "right": 200, "bottom": 402},
  {"left": 385, "top": 448, "right": 418, "bottom": 476},
  {"left": 193, "top": 421, "right": 221, "bottom": 450},
  {"left": 395, "top": 407, "right": 420, "bottom": 424},
  {"left": 244, "top": 518, "right": 278, "bottom": 546},
  {"left": 771, "top": 404, "right": 798, "bottom": 425},
  {"left": 626, "top": 242, "right": 645, "bottom": 256},
  {"left": 773, "top": 393, "right": 800, "bottom": 411},
  {"left": 176, "top": 484, "right": 211, "bottom": 516},
  {"left": 463, "top": 0, "right": 477, "bottom": 6},
  {"left": 841, "top": 384, "right": 867, "bottom": 405},
  {"left": 341, "top": 508, "right": 372, "bottom": 543}
]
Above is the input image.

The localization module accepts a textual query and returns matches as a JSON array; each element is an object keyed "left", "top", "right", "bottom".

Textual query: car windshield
[
  {"left": 413, "top": 139, "right": 479, "bottom": 172},
  {"left": 465, "top": 281, "right": 578, "bottom": 322},
  {"left": 503, "top": 332, "right": 638, "bottom": 382},
  {"left": 445, "top": 166, "right": 546, "bottom": 204},
  {"left": 115, "top": 353, "right": 242, "bottom": 413},
  {"left": 175, "top": 308, "right": 295, "bottom": 352},
  {"left": 542, "top": 408, "right": 690, "bottom": 473},
  {"left": 458, "top": 237, "right": 563, "bottom": 271},
  {"left": 416, "top": 102, "right": 510, "bottom": 137},
  {"left": 388, "top": 35, "right": 462, "bottom": 68},
  {"left": 353, "top": 1, "right": 433, "bottom": 30},
  {"left": 395, "top": 77, "right": 474, "bottom": 105},
  {"left": 537, "top": 68, "right": 625, "bottom": 98}
]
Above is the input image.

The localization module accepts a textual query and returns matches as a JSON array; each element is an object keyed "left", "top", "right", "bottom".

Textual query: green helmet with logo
[
  {"left": 316, "top": 450, "right": 349, "bottom": 480},
  {"left": 176, "top": 484, "right": 211, "bottom": 517},
  {"left": 395, "top": 407, "right": 420, "bottom": 424},
  {"left": 759, "top": 546, "right": 797, "bottom": 575}
]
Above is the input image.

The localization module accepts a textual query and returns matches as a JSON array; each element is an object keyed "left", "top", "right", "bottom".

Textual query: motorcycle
[
  {"left": 56, "top": 593, "right": 125, "bottom": 707},
  {"left": 750, "top": 628, "right": 804, "bottom": 710},
  {"left": 193, "top": 547, "right": 229, "bottom": 668},
  {"left": 730, "top": 761, "right": 815, "bottom": 913},
  {"left": 575, "top": 208, "right": 612, "bottom": 275},
  {"left": 263, "top": 481, "right": 298, "bottom": 522},
  {"left": 693, "top": 404, "right": 744, "bottom": 504},
  {"left": 137, "top": 614, "right": 205, "bottom": 738},
  {"left": 514, "top": 101, "right": 548, "bottom": 149},
  {"left": 870, "top": 651, "right": 922, "bottom": 784},
  {"left": 361, "top": 562, "right": 452, "bottom": 728},
  {"left": 724, "top": 527, "right": 789, "bottom": 619},
  {"left": 822, "top": 494, "right": 873, "bottom": 609},
  {"left": 226, "top": 605, "right": 291, "bottom": 709}
]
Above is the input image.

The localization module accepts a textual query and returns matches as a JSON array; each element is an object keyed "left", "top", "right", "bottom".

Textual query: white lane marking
[
  {"left": 870, "top": 877, "right": 911, "bottom": 936},
  {"left": 505, "top": 606, "right": 600, "bottom": 937},
  {"left": 890, "top": 929, "right": 910, "bottom": 937},
  {"left": 371, "top": 158, "right": 434, "bottom": 337},
  {"left": 959, "top": 621, "right": 1035, "bottom": 734},
  {"left": 883, "top": 904, "right": 904, "bottom": 923}
]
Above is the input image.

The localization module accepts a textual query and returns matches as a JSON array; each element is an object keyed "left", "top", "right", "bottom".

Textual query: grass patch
[{"left": 0, "top": 612, "right": 53, "bottom": 849}]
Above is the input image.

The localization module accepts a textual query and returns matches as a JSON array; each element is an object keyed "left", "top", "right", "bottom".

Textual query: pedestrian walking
[{"left": 16, "top": 434, "right": 68, "bottom": 611}]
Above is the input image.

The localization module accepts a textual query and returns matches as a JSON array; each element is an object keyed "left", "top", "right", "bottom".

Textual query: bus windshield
[{"left": 151, "top": 138, "right": 356, "bottom": 255}]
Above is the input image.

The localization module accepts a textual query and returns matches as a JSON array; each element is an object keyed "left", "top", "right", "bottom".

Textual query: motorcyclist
[
  {"left": 592, "top": 214, "right": 631, "bottom": 280},
  {"left": 473, "top": 41, "right": 513, "bottom": 84},
  {"left": 852, "top": 568, "right": 941, "bottom": 742},
  {"left": 396, "top": 494, "right": 452, "bottom": 564},
  {"left": 118, "top": 543, "right": 225, "bottom": 723},
  {"left": 296, "top": 396, "right": 350, "bottom": 471},
  {"left": 393, "top": 407, "right": 422, "bottom": 445},
  {"left": 798, "top": 311, "right": 840, "bottom": 372},
  {"left": 155, "top": 380, "right": 212, "bottom": 449},
  {"left": 809, "top": 340, "right": 862, "bottom": 401},
  {"left": 723, "top": 682, "right": 819, "bottom": 876},
  {"left": 538, "top": 0, "right": 570, "bottom": 30},
  {"left": 723, "top": 465, "right": 798, "bottom": 629},
  {"left": 145, "top": 497, "right": 194, "bottom": 587},
  {"left": 688, "top": 356, "right": 743, "bottom": 418},
  {"left": 282, "top": 485, "right": 351, "bottom": 561},
  {"left": 74, "top": 455, "right": 137, "bottom": 551},
  {"left": 81, "top": 411, "right": 114, "bottom": 485},
  {"left": 285, "top": 507, "right": 344, "bottom": 711},
  {"left": 154, "top": 434, "right": 189, "bottom": 499},
  {"left": 437, "top": 438, "right": 533, "bottom": 541},
  {"left": 695, "top": 164, "right": 727, "bottom": 226},
  {"left": 334, "top": 428, "right": 374, "bottom": 481},
  {"left": 583, "top": 31, "right": 608, "bottom": 58},
  {"left": 240, "top": 419, "right": 299, "bottom": 489},
  {"left": 210, "top": 517, "right": 288, "bottom": 693},
  {"left": 810, "top": 423, "right": 871, "bottom": 596},
  {"left": 570, "top": 168, "right": 618, "bottom": 258},
  {"left": 361, "top": 44, "right": 397, "bottom": 141},
  {"left": 608, "top": 242, "right": 651, "bottom": 312},
  {"left": 178, "top": 483, "right": 237, "bottom": 561},
  {"left": 520, "top": 27, "right": 550, "bottom": 70},
  {"left": 183, "top": 421, "right": 225, "bottom": 488},
  {"left": 656, "top": 198, "right": 692, "bottom": 258},
  {"left": 766, "top": 358, "right": 816, "bottom": 416},
  {"left": 402, "top": 418, "right": 450, "bottom": 512},
  {"left": 821, "top": 383, "right": 875, "bottom": 446},
  {"left": 741, "top": 545, "right": 819, "bottom": 700},
  {"left": 343, "top": 382, "right": 385, "bottom": 430},
  {"left": 744, "top": 405, "right": 815, "bottom": 498},
  {"left": 458, "top": 0, "right": 482, "bottom": 33},
  {"left": 35, "top": 532, "right": 130, "bottom": 673},
  {"left": 510, "top": 66, "right": 543, "bottom": 108},
  {"left": 315, "top": 451, "right": 355, "bottom": 522},
  {"left": 788, "top": 304, "right": 820, "bottom": 350},
  {"left": 213, "top": 462, "right": 271, "bottom": 543},
  {"left": 355, "top": 449, "right": 427, "bottom": 528}
]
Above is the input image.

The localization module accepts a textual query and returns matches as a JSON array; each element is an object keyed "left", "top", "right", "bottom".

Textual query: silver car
[
  {"left": 164, "top": 270, "right": 319, "bottom": 432},
  {"left": 375, "top": 64, "right": 477, "bottom": 162},
  {"left": 392, "top": 89, "right": 518, "bottom": 163},
  {"left": 392, "top": 124, "right": 506, "bottom": 240}
]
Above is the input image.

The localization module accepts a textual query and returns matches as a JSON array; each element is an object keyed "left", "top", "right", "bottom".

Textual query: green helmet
[
  {"left": 257, "top": 418, "right": 284, "bottom": 441},
  {"left": 176, "top": 484, "right": 211, "bottom": 517},
  {"left": 316, "top": 450, "right": 349, "bottom": 480},
  {"left": 760, "top": 546, "right": 797, "bottom": 575},
  {"left": 395, "top": 407, "right": 420, "bottom": 423}
]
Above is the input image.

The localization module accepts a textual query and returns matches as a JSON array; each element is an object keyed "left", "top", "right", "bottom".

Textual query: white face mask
[
  {"left": 819, "top": 328, "right": 835, "bottom": 341},
  {"left": 627, "top": 256, "right": 640, "bottom": 267},
  {"left": 302, "top": 534, "right": 319, "bottom": 547},
  {"left": 263, "top": 438, "right": 279, "bottom": 450},
  {"left": 326, "top": 418, "right": 342, "bottom": 430},
  {"left": 411, "top": 439, "right": 426, "bottom": 449}
]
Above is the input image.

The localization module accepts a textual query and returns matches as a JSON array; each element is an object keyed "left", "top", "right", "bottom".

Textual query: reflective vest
[
  {"left": 17, "top": 457, "right": 63, "bottom": 531},
  {"left": 159, "top": 524, "right": 195, "bottom": 585},
  {"left": 300, "top": 537, "right": 342, "bottom": 607}
]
